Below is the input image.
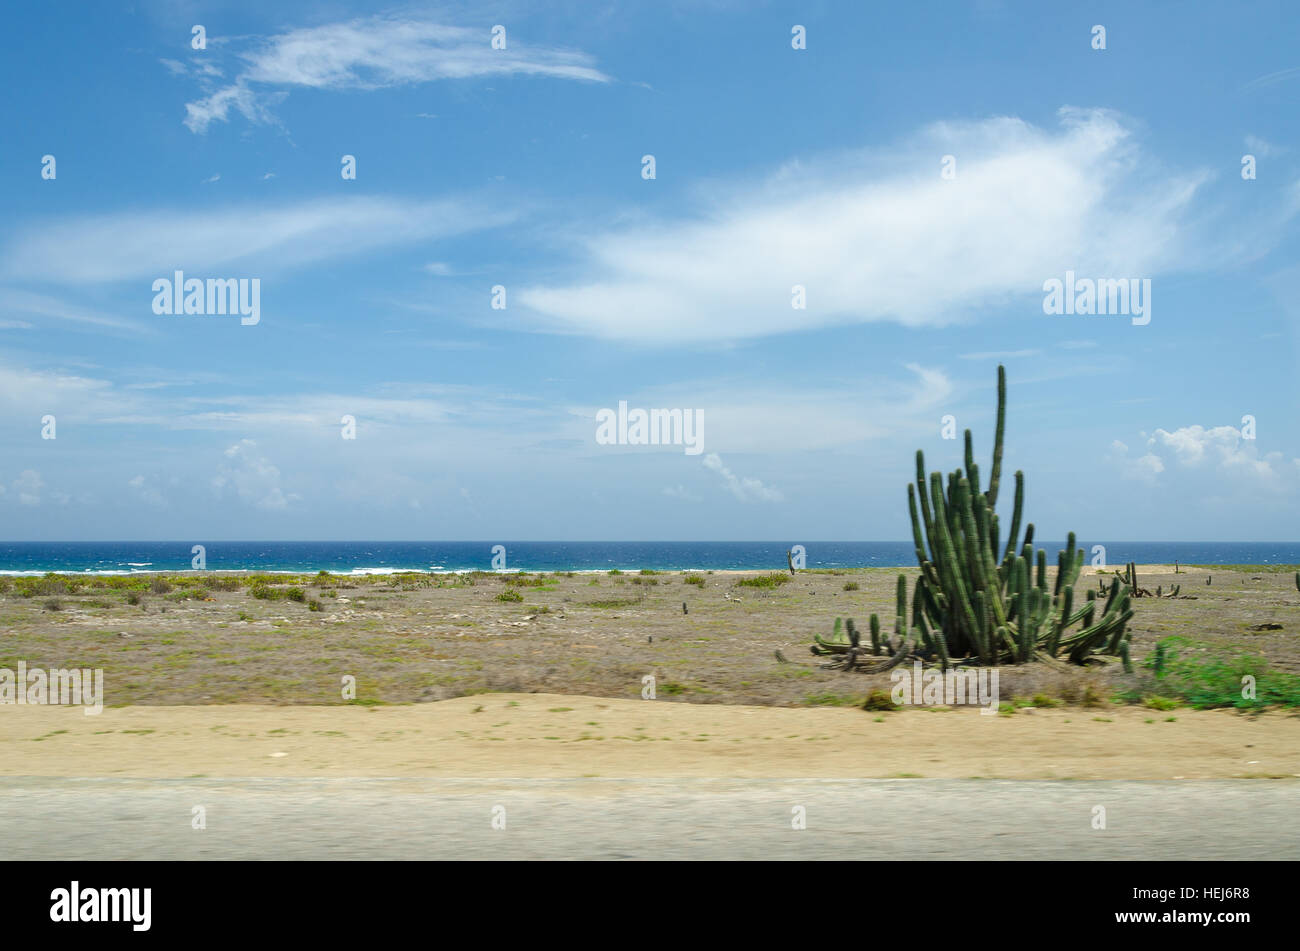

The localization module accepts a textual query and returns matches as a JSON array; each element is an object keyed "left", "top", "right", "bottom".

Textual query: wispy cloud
[
  {"left": 959, "top": 349, "right": 1040, "bottom": 361},
  {"left": 3, "top": 195, "right": 516, "bottom": 284},
  {"left": 0, "top": 289, "right": 145, "bottom": 333},
  {"left": 517, "top": 108, "right": 1215, "bottom": 343},
  {"left": 13, "top": 469, "right": 44, "bottom": 507},
  {"left": 1242, "top": 66, "right": 1300, "bottom": 92},
  {"left": 1244, "top": 134, "right": 1284, "bottom": 157},
  {"left": 179, "top": 15, "right": 611, "bottom": 133},
  {"left": 213, "top": 439, "right": 299, "bottom": 510},
  {"left": 703, "top": 453, "right": 783, "bottom": 503}
]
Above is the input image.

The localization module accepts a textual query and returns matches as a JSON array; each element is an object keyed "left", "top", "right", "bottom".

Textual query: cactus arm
[{"left": 986, "top": 364, "right": 1006, "bottom": 510}]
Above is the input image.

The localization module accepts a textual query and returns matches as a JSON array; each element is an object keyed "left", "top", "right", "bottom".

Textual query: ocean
[{"left": 0, "top": 541, "right": 1296, "bottom": 575}]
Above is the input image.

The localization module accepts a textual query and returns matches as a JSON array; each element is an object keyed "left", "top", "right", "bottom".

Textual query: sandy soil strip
[{"left": 3, "top": 693, "right": 1297, "bottom": 780}]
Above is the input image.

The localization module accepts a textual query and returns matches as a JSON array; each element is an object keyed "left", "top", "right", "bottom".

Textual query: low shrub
[{"left": 737, "top": 573, "right": 791, "bottom": 589}]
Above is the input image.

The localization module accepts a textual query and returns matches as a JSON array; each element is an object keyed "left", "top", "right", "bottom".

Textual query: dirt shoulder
[{"left": 4, "top": 693, "right": 1297, "bottom": 780}]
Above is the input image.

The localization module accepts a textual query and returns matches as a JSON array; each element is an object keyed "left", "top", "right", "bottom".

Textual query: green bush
[
  {"left": 496, "top": 589, "right": 524, "bottom": 603},
  {"left": 861, "top": 689, "right": 896, "bottom": 711},
  {"left": 1145, "top": 635, "right": 1300, "bottom": 709},
  {"left": 737, "top": 573, "right": 791, "bottom": 589},
  {"left": 168, "top": 588, "right": 208, "bottom": 601},
  {"left": 16, "top": 577, "right": 68, "bottom": 598}
]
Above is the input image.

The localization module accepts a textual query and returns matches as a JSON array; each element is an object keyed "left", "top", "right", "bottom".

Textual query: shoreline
[{"left": 1, "top": 562, "right": 1296, "bottom": 577}]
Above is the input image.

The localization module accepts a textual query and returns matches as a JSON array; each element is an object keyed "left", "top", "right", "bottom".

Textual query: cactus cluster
[
  {"left": 905, "top": 366, "right": 1133, "bottom": 668},
  {"left": 814, "top": 365, "right": 1134, "bottom": 671},
  {"left": 1116, "top": 562, "right": 1179, "bottom": 598},
  {"left": 812, "top": 576, "right": 914, "bottom": 672}
]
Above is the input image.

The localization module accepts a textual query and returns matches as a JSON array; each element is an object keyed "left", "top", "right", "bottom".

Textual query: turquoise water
[{"left": 0, "top": 541, "right": 1295, "bottom": 574}]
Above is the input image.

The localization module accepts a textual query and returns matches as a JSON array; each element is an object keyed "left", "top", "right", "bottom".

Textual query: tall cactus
[{"left": 906, "top": 365, "right": 1131, "bottom": 665}]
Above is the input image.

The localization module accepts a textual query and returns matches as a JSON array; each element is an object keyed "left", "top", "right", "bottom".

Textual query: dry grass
[{"left": 0, "top": 565, "right": 1294, "bottom": 707}]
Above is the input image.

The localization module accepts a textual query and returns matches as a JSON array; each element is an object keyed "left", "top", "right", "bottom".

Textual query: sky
[{"left": 0, "top": 0, "right": 1298, "bottom": 542}]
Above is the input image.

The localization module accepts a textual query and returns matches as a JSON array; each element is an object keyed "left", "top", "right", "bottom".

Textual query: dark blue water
[{"left": 0, "top": 541, "right": 1295, "bottom": 575}]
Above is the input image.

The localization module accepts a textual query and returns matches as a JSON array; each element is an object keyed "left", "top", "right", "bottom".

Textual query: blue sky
[{"left": 1, "top": 0, "right": 1297, "bottom": 542}]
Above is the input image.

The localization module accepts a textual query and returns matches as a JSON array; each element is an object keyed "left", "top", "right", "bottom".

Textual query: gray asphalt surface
[{"left": 2, "top": 778, "right": 1295, "bottom": 859}]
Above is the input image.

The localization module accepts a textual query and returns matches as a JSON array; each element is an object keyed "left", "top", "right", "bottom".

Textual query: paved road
[{"left": 1, "top": 778, "right": 1295, "bottom": 859}]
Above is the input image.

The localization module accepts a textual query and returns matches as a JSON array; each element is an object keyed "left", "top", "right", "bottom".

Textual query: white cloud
[
  {"left": 181, "top": 16, "right": 610, "bottom": 133},
  {"left": 128, "top": 474, "right": 167, "bottom": 508},
  {"left": 662, "top": 484, "right": 701, "bottom": 502},
  {"left": 517, "top": 108, "right": 1213, "bottom": 343},
  {"left": 1111, "top": 425, "right": 1297, "bottom": 488},
  {"left": 14, "top": 469, "right": 43, "bottom": 506},
  {"left": 571, "top": 363, "right": 951, "bottom": 455},
  {"left": 703, "top": 453, "right": 782, "bottom": 502},
  {"left": 3, "top": 195, "right": 515, "bottom": 284},
  {"left": 212, "top": 440, "right": 298, "bottom": 510},
  {"left": 0, "top": 289, "right": 145, "bottom": 332},
  {"left": 1242, "top": 66, "right": 1300, "bottom": 92},
  {"left": 960, "top": 349, "right": 1040, "bottom": 361},
  {"left": 1244, "top": 134, "right": 1282, "bottom": 157}
]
